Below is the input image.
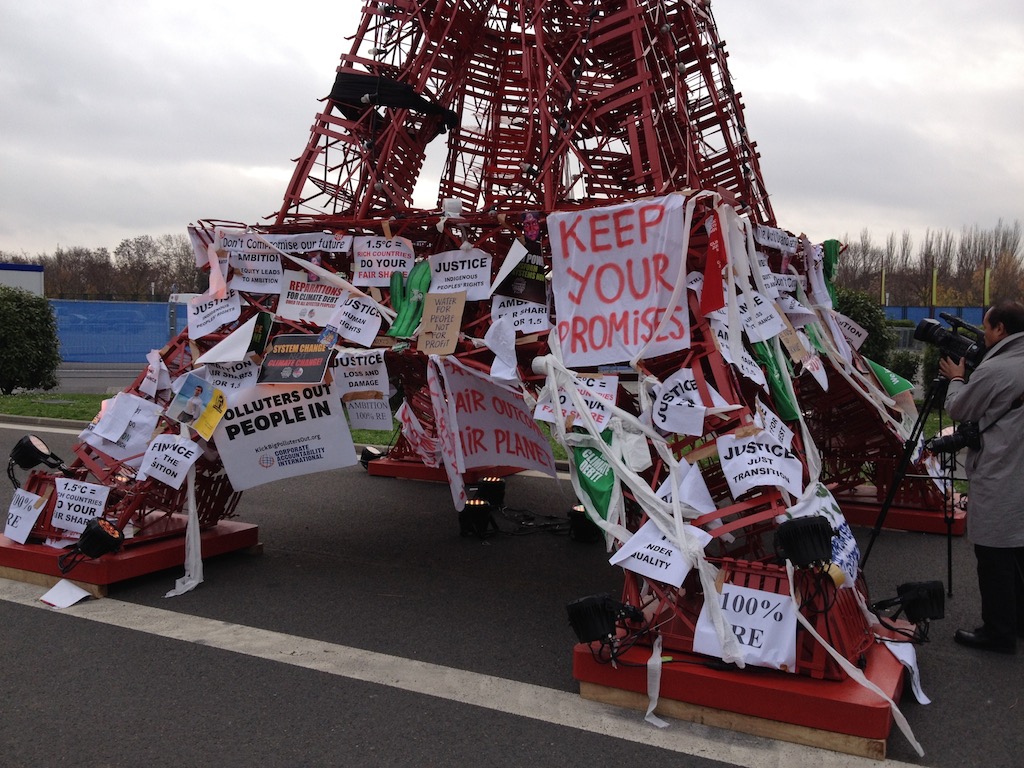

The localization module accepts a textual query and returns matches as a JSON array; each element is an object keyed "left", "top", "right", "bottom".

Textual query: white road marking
[{"left": 0, "top": 579, "right": 914, "bottom": 768}]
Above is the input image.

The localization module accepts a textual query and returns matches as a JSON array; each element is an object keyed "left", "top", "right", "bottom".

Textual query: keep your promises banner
[
  {"left": 213, "top": 384, "right": 356, "bottom": 490},
  {"left": 549, "top": 194, "right": 690, "bottom": 367}
]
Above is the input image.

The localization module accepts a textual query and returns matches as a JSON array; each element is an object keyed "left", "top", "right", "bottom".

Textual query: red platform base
[
  {"left": 573, "top": 641, "right": 905, "bottom": 759},
  {"left": 834, "top": 486, "right": 966, "bottom": 535},
  {"left": 0, "top": 518, "right": 260, "bottom": 596},
  {"left": 366, "top": 457, "right": 520, "bottom": 483}
]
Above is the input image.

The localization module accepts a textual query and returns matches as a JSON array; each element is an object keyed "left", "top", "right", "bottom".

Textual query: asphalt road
[{"left": 0, "top": 380, "right": 1021, "bottom": 766}]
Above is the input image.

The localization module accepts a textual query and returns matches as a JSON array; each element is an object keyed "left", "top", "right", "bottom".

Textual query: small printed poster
[
  {"left": 427, "top": 248, "right": 492, "bottom": 300},
  {"left": 258, "top": 334, "right": 334, "bottom": 385},
  {"left": 534, "top": 374, "right": 618, "bottom": 431},
  {"left": 335, "top": 348, "right": 392, "bottom": 431},
  {"left": 417, "top": 292, "right": 466, "bottom": 356},
  {"left": 52, "top": 478, "right": 110, "bottom": 535},
  {"left": 167, "top": 373, "right": 228, "bottom": 440},
  {"left": 693, "top": 583, "right": 798, "bottom": 671},
  {"left": 324, "top": 293, "right": 384, "bottom": 348},
  {"left": 609, "top": 519, "right": 712, "bottom": 587},
  {"left": 717, "top": 431, "right": 804, "bottom": 498},
  {"left": 278, "top": 269, "right": 346, "bottom": 324},
  {"left": 136, "top": 434, "right": 203, "bottom": 490},
  {"left": 352, "top": 236, "right": 416, "bottom": 287},
  {"left": 187, "top": 290, "right": 242, "bottom": 339},
  {"left": 5, "top": 488, "right": 46, "bottom": 544}
]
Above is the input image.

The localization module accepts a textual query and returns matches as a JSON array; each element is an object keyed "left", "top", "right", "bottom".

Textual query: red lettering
[
  {"left": 589, "top": 214, "right": 612, "bottom": 252},
  {"left": 557, "top": 215, "right": 585, "bottom": 255},
  {"left": 612, "top": 209, "right": 636, "bottom": 248},
  {"left": 638, "top": 204, "right": 665, "bottom": 243}
]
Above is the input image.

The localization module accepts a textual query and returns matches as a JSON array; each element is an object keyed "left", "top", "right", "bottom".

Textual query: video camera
[{"left": 913, "top": 312, "right": 986, "bottom": 370}]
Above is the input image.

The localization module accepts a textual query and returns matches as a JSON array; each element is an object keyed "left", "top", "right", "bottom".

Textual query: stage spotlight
[
  {"left": 359, "top": 446, "right": 383, "bottom": 470},
  {"left": 8, "top": 434, "right": 69, "bottom": 488},
  {"left": 459, "top": 498, "right": 498, "bottom": 540},
  {"left": 56, "top": 517, "right": 125, "bottom": 574},
  {"left": 872, "top": 580, "right": 945, "bottom": 623},
  {"left": 775, "top": 515, "right": 834, "bottom": 568},
  {"left": 566, "top": 593, "right": 643, "bottom": 643},
  {"left": 569, "top": 503, "right": 602, "bottom": 543},
  {"left": 469, "top": 476, "right": 506, "bottom": 507}
]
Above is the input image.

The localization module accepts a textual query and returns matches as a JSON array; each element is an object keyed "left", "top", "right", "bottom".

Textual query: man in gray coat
[{"left": 939, "top": 300, "right": 1024, "bottom": 654}]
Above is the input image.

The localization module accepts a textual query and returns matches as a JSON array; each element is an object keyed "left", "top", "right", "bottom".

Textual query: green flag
[
  {"left": 865, "top": 358, "right": 914, "bottom": 396},
  {"left": 572, "top": 429, "right": 616, "bottom": 519},
  {"left": 752, "top": 341, "right": 800, "bottom": 421}
]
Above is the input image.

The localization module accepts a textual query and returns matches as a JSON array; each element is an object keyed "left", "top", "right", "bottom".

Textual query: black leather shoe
[{"left": 954, "top": 628, "right": 1016, "bottom": 654}]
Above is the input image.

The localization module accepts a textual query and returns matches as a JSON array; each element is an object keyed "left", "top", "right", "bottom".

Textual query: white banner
[
  {"left": 213, "top": 384, "right": 356, "bottom": 490},
  {"left": 693, "top": 583, "right": 798, "bottom": 671},
  {"left": 52, "top": 478, "right": 110, "bottom": 535},
  {"left": 439, "top": 357, "right": 557, "bottom": 477},
  {"left": 136, "top": 434, "right": 202, "bottom": 490},
  {"left": 352, "top": 236, "right": 416, "bottom": 287},
  {"left": 717, "top": 431, "right": 804, "bottom": 498},
  {"left": 219, "top": 230, "right": 353, "bottom": 255},
  {"left": 549, "top": 195, "right": 690, "bottom": 366},
  {"left": 227, "top": 250, "right": 283, "bottom": 294},
  {"left": 427, "top": 248, "right": 492, "bottom": 300}
]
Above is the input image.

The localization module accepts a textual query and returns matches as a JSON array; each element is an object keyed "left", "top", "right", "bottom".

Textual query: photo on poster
[{"left": 166, "top": 373, "right": 227, "bottom": 440}]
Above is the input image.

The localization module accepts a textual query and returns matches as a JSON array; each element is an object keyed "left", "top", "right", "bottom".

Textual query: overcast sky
[{"left": 1, "top": 1, "right": 1021, "bottom": 256}]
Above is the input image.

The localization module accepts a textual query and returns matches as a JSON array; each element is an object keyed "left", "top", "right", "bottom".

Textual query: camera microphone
[{"left": 938, "top": 312, "right": 984, "bottom": 338}]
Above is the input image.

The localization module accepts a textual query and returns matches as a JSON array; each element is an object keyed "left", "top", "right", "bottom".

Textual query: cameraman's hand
[{"left": 938, "top": 356, "right": 966, "bottom": 380}]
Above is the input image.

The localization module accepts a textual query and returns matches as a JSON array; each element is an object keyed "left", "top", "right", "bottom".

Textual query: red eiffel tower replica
[{"left": 4, "top": 2, "right": 938, "bottom": 755}]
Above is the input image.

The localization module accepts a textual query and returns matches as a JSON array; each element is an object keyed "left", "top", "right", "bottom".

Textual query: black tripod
[{"left": 861, "top": 376, "right": 958, "bottom": 596}]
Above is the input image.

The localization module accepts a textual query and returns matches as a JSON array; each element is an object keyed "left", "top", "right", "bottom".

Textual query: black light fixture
[
  {"left": 566, "top": 593, "right": 644, "bottom": 643},
  {"left": 359, "top": 446, "right": 384, "bottom": 470},
  {"left": 569, "top": 503, "right": 602, "bottom": 543},
  {"left": 774, "top": 515, "right": 835, "bottom": 568},
  {"left": 8, "top": 434, "right": 69, "bottom": 488},
  {"left": 56, "top": 517, "right": 125, "bottom": 574},
  {"left": 872, "top": 580, "right": 945, "bottom": 623},
  {"left": 468, "top": 476, "right": 505, "bottom": 508},
  {"left": 459, "top": 498, "right": 499, "bottom": 540}
]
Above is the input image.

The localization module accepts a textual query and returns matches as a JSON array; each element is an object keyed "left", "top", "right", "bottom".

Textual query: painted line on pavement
[{"left": 0, "top": 579, "right": 914, "bottom": 768}]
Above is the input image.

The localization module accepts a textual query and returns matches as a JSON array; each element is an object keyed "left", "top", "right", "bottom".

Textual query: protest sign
[
  {"left": 258, "top": 334, "right": 333, "bottom": 385},
  {"left": 490, "top": 295, "right": 549, "bottom": 332},
  {"left": 784, "top": 482, "right": 860, "bottom": 588},
  {"left": 206, "top": 357, "right": 259, "bottom": 392},
  {"left": 187, "top": 290, "right": 242, "bottom": 339},
  {"left": 549, "top": 195, "right": 690, "bottom": 366},
  {"left": 609, "top": 519, "right": 712, "bottom": 587},
  {"left": 417, "top": 292, "right": 466, "bottom": 356},
  {"left": 352, "top": 236, "right": 415, "bottom": 287},
  {"left": 323, "top": 293, "right": 384, "bottom": 347},
  {"left": 438, "top": 357, "right": 556, "bottom": 476},
  {"left": 717, "top": 431, "right": 804, "bottom": 498},
  {"left": 753, "top": 224, "right": 798, "bottom": 254},
  {"left": 52, "top": 478, "right": 110, "bottom": 535},
  {"left": 136, "top": 434, "right": 202, "bottom": 490},
  {"left": 139, "top": 350, "right": 171, "bottom": 398},
  {"left": 80, "top": 394, "right": 165, "bottom": 467},
  {"left": 213, "top": 383, "right": 355, "bottom": 490},
  {"left": 5, "top": 488, "right": 45, "bottom": 544},
  {"left": 427, "top": 248, "right": 492, "bottom": 300},
  {"left": 219, "top": 230, "right": 352, "bottom": 257},
  {"left": 753, "top": 397, "right": 795, "bottom": 450},
  {"left": 492, "top": 242, "right": 547, "bottom": 305},
  {"left": 833, "top": 311, "right": 868, "bottom": 351},
  {"left": 654, "top": 461, "right": 716, "bottom": 515},
  {"left": 278, "top": 269, "right": 346, "bottom": 324},
  {"left": 708, "top": 319, "right": 767, "bottom": 388},
  {"left": 534, "top": 373, "right": 618, "bottom": 431},
  {"left": 334, "top": 348, "right": 392, "bottom": 431},
  {"left": 693, "top": 582, "right": 797, "bottom": 671}
]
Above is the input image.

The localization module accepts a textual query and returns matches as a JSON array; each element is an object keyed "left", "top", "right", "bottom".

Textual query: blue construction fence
[
  {"left": 52, "top": 300, "right": 188, "bottom": 364},
  {"left": 49, "top": 300, "right": 987, "bottom": 363}
]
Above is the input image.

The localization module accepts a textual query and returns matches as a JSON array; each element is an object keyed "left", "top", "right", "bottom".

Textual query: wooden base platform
[
  {"left": 834, "top": 485, "right": 966, "bottom": 535},
  {"left": 573, "top": 641, "right": 905, "bottom": 760},
  {"left": 0, "top": 518, "right": 261, "bottom": 597}
]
